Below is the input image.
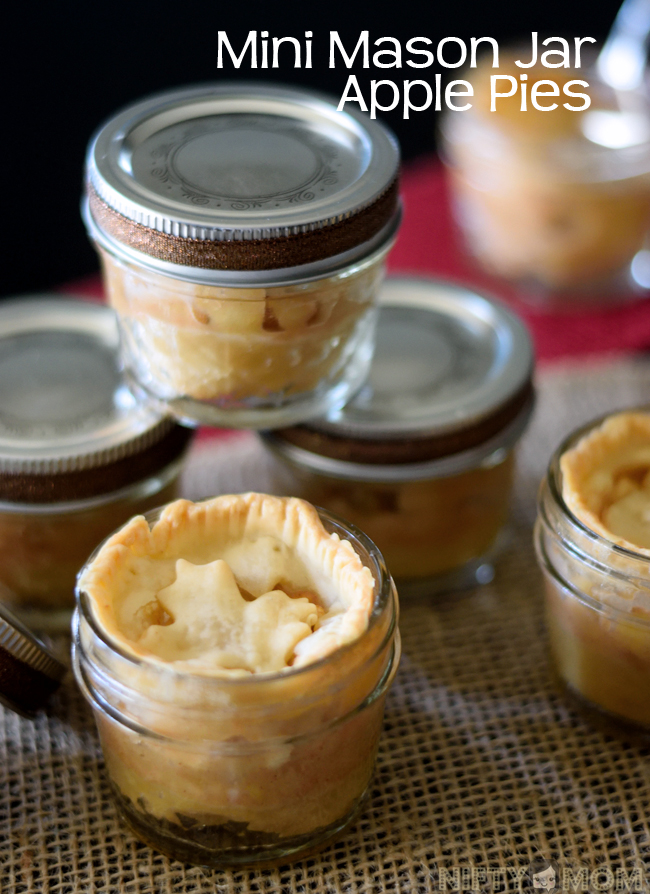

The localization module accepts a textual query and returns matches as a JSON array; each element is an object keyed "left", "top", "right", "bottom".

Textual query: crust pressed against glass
[
  {"left": 100, "top": 249, "right": 385, "bottom": 422},
  {"left": 537, "top": 411, "right": 650, "bottom": 737},
  {"left": 79, "top": 493, "right": 375, "bottom": 672},
  {"left": 560, "top": 412, "right": 650, "bottom": 551},
  {"left": 74, "top": 493, "right": 398, "bottom": 864}
]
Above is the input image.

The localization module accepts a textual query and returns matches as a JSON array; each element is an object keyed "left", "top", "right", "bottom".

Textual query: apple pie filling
[{"left": 99, "top": 237, "right": 387, "bottom": 426}]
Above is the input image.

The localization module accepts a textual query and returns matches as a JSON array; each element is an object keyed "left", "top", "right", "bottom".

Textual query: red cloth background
[{"left": 64, "top": 156, "right": 650, "bottom": 364}]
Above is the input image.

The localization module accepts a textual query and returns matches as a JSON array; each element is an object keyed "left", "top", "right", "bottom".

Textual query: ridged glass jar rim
[
  {"left": 73, "top": 504, "right": 398, "bottom": 706},
  {"left": 535, "top": 407, "right": 650, "bottom": 628}
]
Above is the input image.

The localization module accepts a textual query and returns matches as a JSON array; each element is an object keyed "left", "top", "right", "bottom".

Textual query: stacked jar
[{"left": 83, "top": 83, "right": 401, "bottom": 428}]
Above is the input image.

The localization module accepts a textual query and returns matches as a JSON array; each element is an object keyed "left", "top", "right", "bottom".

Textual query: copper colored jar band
[
  {"left": 0, "top": 426, "right": 193, "bottom": 504},
  {"left": 87, "top": 181, "right": 399, "bottom": 271},
  {"left": 274, "top": 381, "right": 534, "bottom": 466}
]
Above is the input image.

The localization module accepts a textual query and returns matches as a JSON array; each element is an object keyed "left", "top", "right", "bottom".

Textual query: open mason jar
[
  {"left": 535, "top": 410, "right": 650, "bottom": 740},
  {"left": 83, "top": 84, "right": 400, "bottom": 428},
  {"left": 262, "top": 278, "right": 535, "bottom": 597},
  {"left": 72, "top": 495, "right": 400, "bottom": 866},
  {"left": 442, "top": 57, "right": 650, "bottom": 308},
  {"left": 0, "top": 298, "right": 192, "bottom": 631}
]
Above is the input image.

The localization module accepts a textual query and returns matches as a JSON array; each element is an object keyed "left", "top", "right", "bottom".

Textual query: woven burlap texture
[{"left": 4, "top": 356, "right": 650, "bottom": 894}]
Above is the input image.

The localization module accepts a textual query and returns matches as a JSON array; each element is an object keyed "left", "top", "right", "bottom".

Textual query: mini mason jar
[
  {"left": 72, "top": 504, "right": 400, "bottom": 866},
  {"left": 83, "top": 83, "right": 400, "bottom": 428},
  {"left": 262, "top": 278, "right": 535, "bottom": 597},
  {"left": 536, "top": 413, "right": 650, "bottom": 740},
  {"left": 442, "top": 58, "right": 650, "bottom": 308},
  {"left": 0, "top": 298, "right": 193, "bottom": 630}
]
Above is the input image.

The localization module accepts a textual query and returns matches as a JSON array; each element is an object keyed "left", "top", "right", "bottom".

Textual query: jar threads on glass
[{"left": 83, "top": 83, "right": 400, "bottom": 428}]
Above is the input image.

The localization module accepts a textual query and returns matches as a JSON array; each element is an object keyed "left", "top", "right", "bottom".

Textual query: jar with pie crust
[
  {"left": 535, "top": 410, "right": 650, "bottom": 740},
  {"left": 83, "top": 83, "right": 400, "bottom": 428},
  {"left": 261, "top": 278, "right": 535, "bottom": 597},
  {"left": 442, "top": 56, "right": 650, "bottom": 308},
  {"left": 72, "top": 493, "right": 400, "bottom": 866},
  {"left": 0, "top": 297, "right": 193, "bottom": 631}
]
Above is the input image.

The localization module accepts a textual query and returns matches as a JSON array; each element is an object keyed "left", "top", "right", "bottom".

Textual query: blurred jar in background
[{"left": 442, "top": 56, "right": 650, "bottom": 308}]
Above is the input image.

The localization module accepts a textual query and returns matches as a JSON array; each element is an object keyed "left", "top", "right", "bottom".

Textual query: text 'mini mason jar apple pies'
[
  {"left": 0, "top": 298, "right": 193, "bottom": 630},
  {"left": 83, "top": 83, "right": 400, "bottom": 428},
  {"left": 73, "top": 493, "right": 400, "bottom": 866},
  {"left": 442, "top": 55, "right": 650, "bottom": 307},
  {"left": 536, "top": 410, "right": 650, "bottom": 739},
  {"left": 262, "top": 278, "right": 534, "bottom": 597}
]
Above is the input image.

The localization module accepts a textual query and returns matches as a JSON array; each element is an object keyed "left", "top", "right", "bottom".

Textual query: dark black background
[{"left": 0, "top": 0, "right": 623, "bottom": 298}]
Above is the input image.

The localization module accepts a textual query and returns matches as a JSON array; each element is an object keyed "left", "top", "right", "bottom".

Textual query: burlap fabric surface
[{"left": 4, "top": 357, "right": 650, "bottom": 894}]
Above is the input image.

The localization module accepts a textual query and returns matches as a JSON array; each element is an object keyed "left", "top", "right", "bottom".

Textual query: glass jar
[
  {"left": 264, "top": 433, "right": 523, "bottom": 596},
  {"left": 0, "top": 297, "right": 193, "bottom": 629},
  {"left": 72, "top": 504, "right": 400, "bottom": 866},
  {"left": 262, "top": 277, "right": 535, "bottom": 597},
  {"left": 96, "top": 243, "right": 388, "bottom": 428},
  {"left": 84, "top": 83, "right": 400, "bottom": 428},
  {"left": 442, "top": 57, "right": 650, "bottom": 308},
  {"left": 0, "top": 469, "right": 183, "bottom": 630},
  {"left": 535, "top": 414, "right": 650, "bottom": 740}
]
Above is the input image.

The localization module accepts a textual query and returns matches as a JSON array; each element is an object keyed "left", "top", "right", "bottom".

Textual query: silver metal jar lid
[
  {"left": 263, "top": 277, "right": 534, "bottom": 481},
  {"left": 0, "top": 603, "right": 67, "bottom": 716},
  {"left": 0, "top": 296, "right": 193, "bottom": 501},
  {"left": 85, "top": 82, "right": 400, "bottom": 286}
]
